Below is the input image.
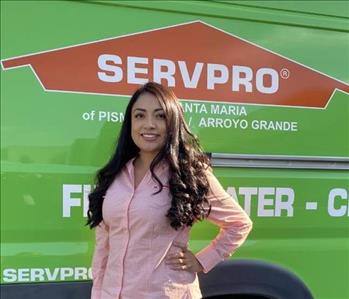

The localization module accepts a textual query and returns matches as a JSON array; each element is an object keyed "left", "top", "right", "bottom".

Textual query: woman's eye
[
  {"left": 135, "top": 113, "right": 144, "bottom": 118},
  {"left": 157, "top": 114, "right": 166, "bottom": 119}
]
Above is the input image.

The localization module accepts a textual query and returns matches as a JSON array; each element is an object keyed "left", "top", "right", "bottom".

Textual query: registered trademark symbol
[{"left": 280, "top": 68, "right": 290, "bottom": 79}]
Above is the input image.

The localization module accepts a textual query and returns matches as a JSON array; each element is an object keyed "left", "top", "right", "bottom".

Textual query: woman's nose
[{"left": 145, "top": 116, "right": 156, "bottom": 128}]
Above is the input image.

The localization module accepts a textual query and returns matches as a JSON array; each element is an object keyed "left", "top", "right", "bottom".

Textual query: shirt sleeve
[
  {"left": 91, "top": 221, "right": 109, "bottom": 299},
  {"left": 195, "top": 169, "right": 253, "bottom": 273}
]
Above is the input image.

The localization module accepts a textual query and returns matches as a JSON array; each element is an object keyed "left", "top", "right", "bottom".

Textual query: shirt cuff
[
  {"left": 91, "top": 287, "right": 102, "bottom": 299},
  {"left": 195, "top": 245, "right": 224, "bottom": 273}
]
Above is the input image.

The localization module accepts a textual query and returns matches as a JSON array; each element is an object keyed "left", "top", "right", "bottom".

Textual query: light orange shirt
[{"left": 90, "top": 157, "right": 253, "bottom": 299}]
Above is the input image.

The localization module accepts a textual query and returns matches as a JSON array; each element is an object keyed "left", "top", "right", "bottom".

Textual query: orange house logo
[{"left": 1, "top": 21, "right": 348, "bottom": 108}]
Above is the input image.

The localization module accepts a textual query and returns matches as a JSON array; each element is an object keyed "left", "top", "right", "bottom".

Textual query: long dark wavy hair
[{"left": 87, "top": 82, "right": 211, "bottom": 230}]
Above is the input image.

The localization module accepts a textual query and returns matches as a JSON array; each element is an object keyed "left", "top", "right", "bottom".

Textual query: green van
[{"left": 1, "top": 1, "right": 348, "bottom": 298}]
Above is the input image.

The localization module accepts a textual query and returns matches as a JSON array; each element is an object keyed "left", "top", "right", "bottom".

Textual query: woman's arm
[
  {"left": 195, "top": 169, "right": 253, "bottom": 273},
  {"left": 91, "top": 221, "right": 109, "bottom": 299}
]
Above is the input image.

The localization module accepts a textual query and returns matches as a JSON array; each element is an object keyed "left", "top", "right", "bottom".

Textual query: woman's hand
[{"left": 165, "top": 242, "right": 204, "bottom": 273}]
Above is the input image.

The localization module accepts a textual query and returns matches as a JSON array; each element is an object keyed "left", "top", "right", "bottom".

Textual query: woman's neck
[{"left": 133, "top": 152, "right": 157, "bottom": 170}]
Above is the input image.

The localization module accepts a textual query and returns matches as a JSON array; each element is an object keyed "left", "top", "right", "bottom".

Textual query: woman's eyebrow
[{"left": 133, "top": 108, "right": 164, "bottom": 112}]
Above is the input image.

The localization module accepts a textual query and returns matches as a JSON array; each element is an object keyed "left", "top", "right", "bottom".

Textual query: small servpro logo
[{"left": 1, "top": 21, "right": 348, "bottom": 108}]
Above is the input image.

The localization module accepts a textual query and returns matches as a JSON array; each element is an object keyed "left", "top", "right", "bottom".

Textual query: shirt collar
[{"left": 125, "top": 156, "right": 169, "bottom": 179}]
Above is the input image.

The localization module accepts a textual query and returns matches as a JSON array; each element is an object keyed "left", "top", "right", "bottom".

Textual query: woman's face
[{"left": 131, "top": 92, "right": 167, "bottom": 158}]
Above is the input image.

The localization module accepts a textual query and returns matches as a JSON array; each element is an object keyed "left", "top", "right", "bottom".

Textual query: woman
[{"left": 87, "top": 82, "right": 253, "bottom": 299}]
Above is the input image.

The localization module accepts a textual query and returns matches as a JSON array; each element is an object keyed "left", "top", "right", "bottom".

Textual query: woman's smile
[{"left": 141, "top": 133, "right": 161, "bottom": 142}]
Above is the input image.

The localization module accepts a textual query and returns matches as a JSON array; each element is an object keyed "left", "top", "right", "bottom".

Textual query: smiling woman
[
  {"left": 86, "top": 82, "right": 252, "bottom": 299},
  {"left": 131, "top": 93, "right": 168, "bottom": 189},
  {"left": 131, "top": 92, "right": 167, "bottom": 161}
]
